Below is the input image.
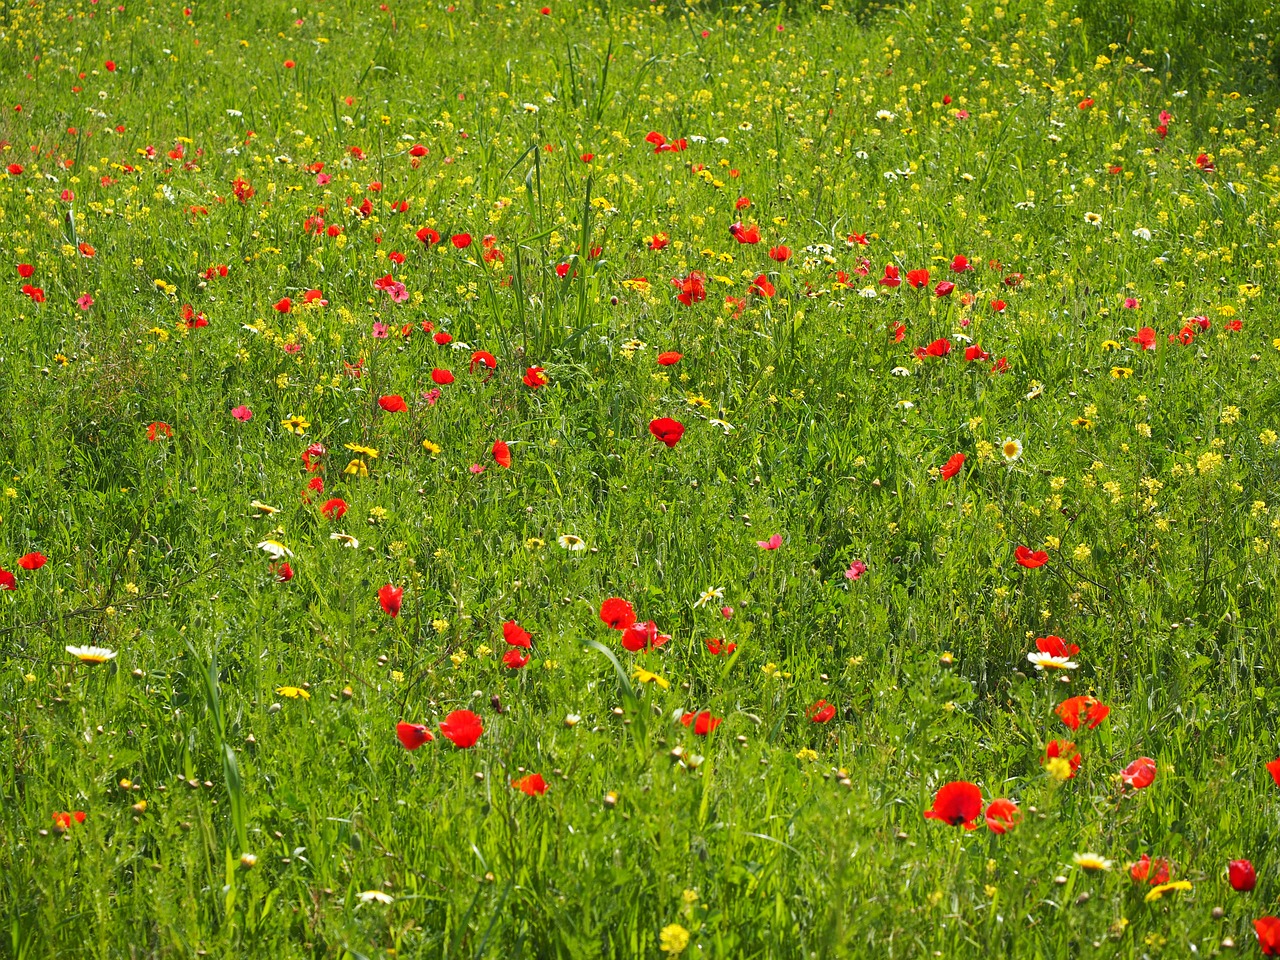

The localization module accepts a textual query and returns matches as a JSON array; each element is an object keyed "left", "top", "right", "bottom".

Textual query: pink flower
[
  {"left": 845, "top": 560, "right": 867, "bottom": 581},
  {"left": 316, "top": 173, "right": 331, "bottom": 185},
  {"left": 231, "top": 405, "right": 253, "bottom": 422},
  {"left": 76, "top": 293, "right": 94, "bottom": 310},
  {"left": 469, "top": 464, "right": 485, "bottom": 474},
  {"left": 372, "top": 322, "right": 389, "bottom": 339},
  {"left": 1123, "top": 297, "right": 1140, "bottom": 310},
  {"left": 422, "top": 387, "right": 442, "bottom": 405},
  {"left": 720, "top": 606, "right": 733, "bottom": 619},
  {"left": 756, "top": 533, "right": 783, "bottom": 550}
]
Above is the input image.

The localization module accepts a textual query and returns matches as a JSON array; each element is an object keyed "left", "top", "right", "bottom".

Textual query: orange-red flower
[
  {"left": 440, "top": 709, "right": 484, "bottom": 748},
  {"left": 923, "top": 781, "right": 982, "bottom": 829}
]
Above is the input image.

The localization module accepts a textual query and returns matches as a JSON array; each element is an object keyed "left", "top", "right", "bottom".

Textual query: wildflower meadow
[{"left": 4, "top": 0, "right": 1280, "bottom": 955}]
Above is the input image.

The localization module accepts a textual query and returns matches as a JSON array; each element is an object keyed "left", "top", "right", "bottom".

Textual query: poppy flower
[
  {"left": 450, "top": 233, "right": 472, "bottom": 249},
  {"left": 1055, "top": 695, "right": 1110, "bottom": 731},
  {"left": 728, "top": 222, "right": 760, "bottom": 244},
  {"left": 748, "top": 274, "right": 775, "bottom": 298},
  {"left": 807, "top": 699, "right": 836, "bottom": 723},
  {"left": 1229, "top": 859, "right": 1257, "bottom": 892},
  {"left": 600, "top": 598, "right": 636, "bottom": 630},
  {"left": 378, "top": 394, "right": 408, "bottom": 413},
  {"left": 431, "top": 368, "right": 455, "bottom": 385},
  {"left": 522, "top": 366, "right": 548, "bottom": 389},
  {"left": 621, "top": 620, "right": 671, "bottom": 652},
  {"left": 51, "top": 811, "right": 86, "bottom": 830},
  {"left": 906, "top": 268, "right": 930, "bottom": 289},
  {"left": 378, "top": 584, "right": 403, "bottom": 617},
  {"left": 990, "top": 299, "right": 1007, "bottom": 313},
  {"left": 681, "top": 710, "right": 723, "bottom": 736},
  {"left": 964, "top": 344, "right": 990, "bottom": 362},
  {"left": 940, "top": 453, "right": 965, "bottom": 480},
  {"left": 17, "top": 263, "right": 34, "bottom": 279},
  {"left": 1130, "top": 327, "right": 1157, "bottom": 350},
  {"left": 656, "top": 351, "right": 682, "bottom": 366},
  {"left": 274, "top": 297, "right": 292, "bottom": 313},
  {"left": 1043, "top": 740, "right": 1082, "bottom": 778},
  {"left": 1121, "top": 756, "right": 1157, "bottom": 789},
  {"left": 396, "top": 722, "right": 433, "bottom": 750},
  {"left": 924, "top": 338, "right": 951, "bottom": 357},
  {"left": 1014, "top": 546, "right": 1048, "bottom": 569},
  {"left": 231, "top": 405, "right": 253, "bottom": 422},
  {"left": 923, "top": 781, "right": 982, "bottom": 829},
  {"left": 6, "top": 163, "right": 23, "bottom": 176},
  {"left": 648, "top": 232, "right": 670, "bottom": 251},
  {"left": 1255, "top": 917, "right": 1280, "bottom": 956},
  {"left": 704, "top": 637, "right": 736, "bottom": 656},
  {"left": 757, "top": 533, "right": 783, "bottom": 550},
  {"left": 512, "top": 773, "right": 547, "bottom": 795},
  {"left": 146, "top": 422, "right": 173, "bottom": 442},
  {"left": 22, "top": 285, "right": 45, "bottom": 303},
  {"left": 502, "top": 649, "right": 530, "bottom": 669},
  {"left": 1037, "top": 635, "right": 1080, "bottom": 658},
  {"left": 502, "top": 620, "right": 532, "bottom": 648},
  {"left": 416, "top": 226, "right": 440, "bottom": 244},
  {"left": 1266, "top": 757, "right": 1280, "bottom": 787},
  {"left": 17, "top": 552, "right": 46, "bottom": 571},
  {"left": 1, "top": 569, "right": 17, "bottom": 590},
  {"left": 492, "top": 440, "right": 512, "bottom": 468},
  {"left": 1129, "top": 854, "right": 1172, "bottom": 885},
  {"left": 272, "top": 562, "right": 294, "bottom": 582},
  {"left": 879, "top": 264, "right": 901, "bottom": 288},
  {"left": 984, "top": 798, "right": 1020, "bottom": 834},
  {"left": 768, "top": 245, "right": 791, "bottom": 262},
  {"left": 675, "top": 271, "right": 706, "bottom": 305},
  {"left": 439, "top": 709, "right": 484, "bottom": 748},
  {"left": 469, "top": 350, "right": 497, "bottom": 375},
  {"left": 649, "top": 417, "right": 685, "bottom": 448},
  {"left": 950, "top": 254, "right": 973, "bottom": 273},
  {"left": 934, "top": 280, "right": 955, "bottom": 298},
  {"left": 321, "top": 498, "right": 347, "bottom": 519}
]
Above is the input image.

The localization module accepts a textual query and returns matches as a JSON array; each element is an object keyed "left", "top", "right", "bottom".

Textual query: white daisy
[
  {"left": 557, "top": 534, "right": 586, "bottom": 551},
  {"left": 1027, "top": 652, "right": 1078, "bottom": 671},
  {"left": 257, "top": 539, "right": 294, "bottom": 559},
  {"left": 66, "top": 645, "right": 117, "bottom": 664},
  {"left": 330, "top": 532, "right": 360, "bottom": 548},
  {"left": 1001, "top": 438, "right": 1024, "bottom": 462},
  {"left": 694, "top": 586, "right": 724, "bottom": 609},
  {"left": 357, "top": 890, "right": 394, "bottom": 904}
]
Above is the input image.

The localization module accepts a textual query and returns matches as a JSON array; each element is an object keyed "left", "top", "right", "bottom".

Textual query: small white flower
[
  {"left": 1001, "top": 438, "right": 1024, "bottom": 462},
  {"left": 694, "top": 586, "right": 725, "bottom": 609},
  {"left": 707, "top": 418, "right": 735, "bottom": 434},
  {"left": 522, "top": 103, "right": 539, "bottom": 114},
  {"left": 890, "top": 367, "right": 911, "bottom": 377},
  {"left": 330, "top": 532, "right": 360, "bottom": 548},
  {"left": 557, "top": 534, "right": 586, "bottom": 551},
  {"left": 1084, "top": 211, "right": 1102, "bottom": 225},
  {"left": 738, "top": 122, "right": 753, "bottom": 132},
  {"left": 258, "top": 539, "right": 294, "bottom": 559},
  {"left": 1132, "top": 227, "right": 1152, "bottom": 241},
  {"left": 357, "top": 890, "right": 394, "bottom": 905},
  {"left": 858, "top": 287, "right": 878, "bottom": 298},
  {"left": 875, "top": 110, "right": 896, "bottom": 121},
  {"left": 714, "top": 137, "right": 729, "bottom": 145},
  {"left": 66, "top": 645, "right": 117, "bottom": 664},
  {"left": 855, "top": 150, "right": 869, "bottom": 160},
  {"left": 689, "top": 135, "right": 708, "bottom": 144},
  {"left": 1073, "top": 852, "right": 1113, "bottom": 871},
  {"left": 1172, "top": 89, "right": 1189, "bottom": 98},
  {"left": 896, "top": 400, "right": 915, "bottom": 410},
  {"left": 1027, "top": 652, "right": 1078, "bottom": 671}
]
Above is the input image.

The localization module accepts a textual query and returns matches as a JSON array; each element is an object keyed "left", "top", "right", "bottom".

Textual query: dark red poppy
[
  {"left": 396, "top": 722, "right": 433, "bottom": 749},
  {"left": 1044, "top": 740, "right": 1081, "bottom": 778},
  {"left": 1055, "top": 695, "right": 1110, "bottom": 731},
  {"left": 6, "top": 163, "right": 22, "bottom": 176},
  {"left": 675, "top": 271, "right": 706, "bottom": 306},
  {"left": 439, "top": 709, "right": 484, "bottom": 748},
  {"left": 1014, "top": 546, "right": 1048, "bottom": 569},
  {"left": 923, "top": 781, "right": 982, "bottom": 829},
  {"left": 470, "top": 350, "right": 497, "bottom": 375},
  {"left": 807, "top": 699, "right": 836, "bottom": 723},
  {"left": 940, "top": 453, "right": 965, "bottom": 480},
  {"left": 748, "top": 274, "right": 775, "bottom": 298},
  {"left": 768, "top": 245, "right": 791, "bottom": 262},
  {"left": 924, "top": 338, "right": 951, "bottom": 357},
  {"left": 502, "top": 620, "right": 532, "bottom": 648},
  {"left": 934, "top": 280, "right": 955, "bottom": 298},
  {"left": 416, "top": 226, "right": 440, "bottom": 245},
  {"left": 512, "top": 773, "right": 547, "bottom": 795},
  {"left": 378, "top": 584, "right": 403, "bottom": 617},
  {"left": 728, "top": 222, "right": 760, "bottom": 244},
  {"left": 621, "top": 620, "right": 671, "bottom": 652},
  {"left": 1255, "top": 917, "right": 1280, "bottom": 956},
  {"left": 681, "top": 710, "right": 722, "bottom": 736},
  {"left": 17, "top": 552, "right": 46, "bottom": 571},
  {"left": 964, "top": 344, "right": 990, "bottom": 362},
  {"left": 321, "top": 498, "right": 347, "bottom": 519},
  {"left": 502, "top": 649, "right": 530, "bottom": 669},
  {"left": 950, "top": 254, "right": 973, "bottom": 273},
  {"left": 657, "top": 351, "right": 682, "bottom": 366},
  {"left": 17, "top": 263, "right": 34, "bottom": 279},
  {"left": 274, "top": 297, "right": 292, "bottom": 313},
  {"left": 492, "top": 440, "right": 511, "bottom": 468},
  {"left": 378, "top": 394, "right": 407, "bottom": 413},
  {"left": 1229, "top": 859, "right": 1257, "bottom": 892},
  {"left": 649, "top": 417, "right": 684, "bottom": 448},
  {"left": 984, "top": 798, "right": 1020, "bottom": 834},
  {"left": 1121, "top": 756, "right": 1157, "bottom": 789},
  {"left": 600, "top": 597, "right": 636, "bottom": 630},
  {"left": 272, "top": 562, "right": 294, "bottom": 582},
  {"left": 1036, "top": 635, "right": 1079, "bottom": 658}
]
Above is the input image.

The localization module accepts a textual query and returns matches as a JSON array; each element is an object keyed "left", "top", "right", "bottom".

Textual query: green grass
[{"left": 2, "top": 0, "right": 1280, "bottom": 956}]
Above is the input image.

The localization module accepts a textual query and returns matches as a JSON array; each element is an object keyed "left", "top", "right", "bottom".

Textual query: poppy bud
[
  {"left": 1228, "top": 859, "right": 1256, "bottom": 892},
  {"left": 490, "top": 694, "right": 504, "bottom": 714}
]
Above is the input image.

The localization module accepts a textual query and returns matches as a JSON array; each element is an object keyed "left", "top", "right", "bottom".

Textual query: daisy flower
[
  {"left": 557, "top": 534, "right": 586, "bottom": 551},
  {"left": 694, "top": 586, "right": 724, "bottom": 608},
  {"left": 1027, "top": 652, "right": 1078, "bottom": 671},
  {"left": 1001, "top": 438, "right": 1024, "bottom": 462},
  {"left": 258, "top": 539, "right": 294, "bottom": 559},
  {"left": 1073, "top": 852, "right": 1113, "bottom": 872},
  {"left": 66, "top": 645, "right": 117, "bottom": 664}
]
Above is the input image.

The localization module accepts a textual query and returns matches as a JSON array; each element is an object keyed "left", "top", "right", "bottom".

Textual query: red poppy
[
  {"left": 1077, "top": 97, "right": 1094, "bottom": 110},
  {"left": 748, "top": 274, "right": 775, "bottom": 298},
  {"left": 1255, "top": 917, "right": 1280, "bottom": 956},
  {"left": 600, "top": 597, "right": 636, "bottom": 630},
  {"left": 0, "top": 569, "right": 14, "bottom": 590},
  {"left": 1229, "top": 859, "right": 1257, "bottom": 892},
  {"left": 431, "top": 368, "right": 455, "bottom": 385},
  {"left": 1043, "top": 740, "right": 1082, "bottom": 778},
  {"left": 1036, "top": 635, "right": 1080, "bottom": 658},
  {"left": 879, "top": 264, "right": 901, "bottom": 288},
  {"left": 657, "top": 351, "right": 682, "bottom": 366},
  {"left": 807, "top": 699, "right": 836, "bottom": 723},
  {"left": 512, "top": 773, "right": 547, "bottom": 795},
  {"left": 940, "top": 453, "right": 965, "bottom": 480},
  {"left": 649, "top": 417, "right": 685, "bottom": 448},
  {"left": 681, "top": 710, "right": 723, "bottom": 736},
  {"left": 440, "top": 709, "right": 484, "bottom": 748},
  {"left": 432, "top": 330, "right": 453, "bottom": 345},
  {"left": 621, "top": 620, "right": 671, "bottom": 652},
  {"left": 6, "top": 163, "right": 23, "bottom": 176},
  {"left": 922, "top": 781, "right": 982, "bottom": 829},
  {"left": 492, "top": 440, "right": 512, "bottom": 468},
  {"left": 1121, "top": 756, "right": 1157, "bottom": 789},
  {"left": 321, "top": 498, "right": 347, "bottom": 519},
  {"left": 1055, "top": 695, "right": 1109, "bottom": 731},
  {"left": 416, "top": 226, "right": 440, "bottom": 245},
  {"left": 502, "top": 649, "right": 530, "bottom": 669},
  {"left": 890, "top": 323, "right": 905, "bottom": 342},
  {"left": 1129, "top": 854, "right": 1172, "bottom": 885},
  {"left": 51, "top": 811, "right": 86, "bottom": 830},
  {"left": 768, "top": 245, "right": 791, "bottom": 262},
  {"left": 396, "top": 722, "right": 433, "bottom": 750},
  {"left": 1266, "top": 757, "right": 1280, "bottom": 787},
  {"left": 1014, "top": 546, "right": 1048, "bottom": 569},
  {"left": 378, "top": 584, "right": 403, "bottom": 617},
  {"left": 522, "top": 366, "right": 548, "bottom": 389},
  {"left": 934, "top": 280, "right": 955, "bottom": 298},
  {"left": 964, "top": 344, "right": 990, "bottom": 362},
  {"left": 906, "top": 268, "right": 930, "bottom": 289},
  {"left": 1130, "top": 326, "right": 1157, "bottom": 350},
  {"left": 950, "top": 254, "right": 973, "bottom": 273},
  {"left": 450, "top": 233, "right": 472, "bottom": 249},
  {"left": 274, "top": 297, "right": 292, "bottom": 314},
  {"left": 728, "top": 222, "right": 760, "bottom": 244},
  {"left": 17, "top": 263, "right": 34, "bottom": 279},
  {"left": 735, "top": 196, "right": 751, "bottom": 210},
  {"left": 847, "top": 233, "right": 869, "bottom": 246},
  {"left": 581, "top": 153, "right": 594, "bottom": 163},
  {"left": 675, "top": 271, "right": 706, "bottom": 306},
  {"left": 924, "top": 338, "right": 951, "bottom": 357},
  {"left": 469, "top": 350, "right": 497, "bottom": 375},
  {"left": 272, "top": 562, "right": 294, "bottom": 582},
  {"left": 984, "top": 798, "right": 1020, "bottom": 834},
  {"left": 17, "top": 552, "right": 46, "bottom": 571},
  {"left": 704, "top": 637, "right": 736, "bottom": 656},
  {"left": 648, "top": 232, "right": 670, "bottom": 251},
  {"left": 378, "top": 394, "right": 408, "bottom": 413},
  {"left": 22, "top": 285, "right": 45, "bottom": 303},
  {"left": 1196, "top": 153, "right": 1216, "bottom": 172},
  {"left": 503, "top": 620, "right": 532, "bottom": 649},
  {"left": 147, "top": 422, "right": 173, "bottom": 442},
  {"left": 555, "top": 262, "right": 571, "bottom": 279}
]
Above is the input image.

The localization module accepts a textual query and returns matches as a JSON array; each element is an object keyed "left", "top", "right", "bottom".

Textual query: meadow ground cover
[{"left": 3, "top": 0, "right": 1280, "bottom": 955}]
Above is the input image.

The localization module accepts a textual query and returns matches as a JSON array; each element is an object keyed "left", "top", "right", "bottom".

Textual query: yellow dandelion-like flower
[
  {"left": 276, "top": 686, "right": 310, "bottom": 700},
  {"left": 1144, "top": 880, "right": 1192, "bottom": 902},
  {"left": 281, "top": 414, "right": 310, "bottom": 435},
  {"left": 659, "top": 924, "right": 690, "bottom": 956}
]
